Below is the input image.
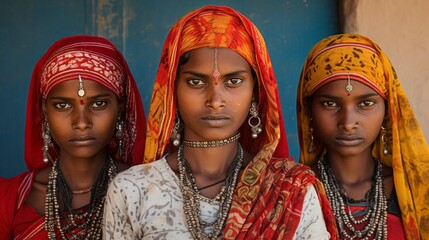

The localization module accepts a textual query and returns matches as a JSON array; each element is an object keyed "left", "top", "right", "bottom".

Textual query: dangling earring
[
  {"left": 381, "top": 125, "right": 391, "bottom": 155},
  {"left": 42, "top": 121, "right": 52, "bottom": 163},
  {"left": 248, "top": 100, "right": 262, "bottom": 139},
  {"left": 116, "top": 117, "right": 124, "bottom": 157},
  {"left": 171, "top": 115, "right": 182, "bottom": 147},
  {"left": 308, "top": 119, "right": 314, "bottom": 153}
]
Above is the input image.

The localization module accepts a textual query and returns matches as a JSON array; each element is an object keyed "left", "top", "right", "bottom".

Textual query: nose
[
  {"left": 338, "top": 107, "right": 358, "bottom": 133},
  {"left": 205, "top": 84, "right": 225, "bottom": 110},
  {"left": 72, "top": 107, "right": 92, "bottom": 130}
]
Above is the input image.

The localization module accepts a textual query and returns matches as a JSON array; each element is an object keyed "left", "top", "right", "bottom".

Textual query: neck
[
  {"left": 325, "top": 148, "right": 374, "bottom": 186},
  {"left": 57, "top": 151, "right": 107, "bottom": 190},
  {"left": 182, "top": 142, "right": 239, "bottom": 179}
]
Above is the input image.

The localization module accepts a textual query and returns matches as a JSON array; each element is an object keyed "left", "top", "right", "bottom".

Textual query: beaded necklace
[
  {"left": 45, "top": 157, "right": 117, "bottom": 240},
  {"left": 177, "top": 143, "right": 243, "bottom": 240},
  {"left": 318, "top": 157, "right": 387, "bottom": 240},
  {"left": 183, "top": 132, "right": 241, "bottom": 148}
]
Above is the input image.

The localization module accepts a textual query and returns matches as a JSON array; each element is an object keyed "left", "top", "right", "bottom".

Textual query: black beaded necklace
[{"left": 45, "top": 157, "right": 117, "bottom": 239}]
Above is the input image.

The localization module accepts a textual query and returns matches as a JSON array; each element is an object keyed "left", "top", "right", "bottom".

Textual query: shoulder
[
  {"left": 0, "top": 171, "right": 34, "bottom": 229},
  {"left": 0, "top": 171, "right": 34, "bottom": 199},
  {"left": 109, "top": 158, "right": 172, "bottom": 190},
  {"left": 269, "top": 157, "right": 316, "bottom": 180}
]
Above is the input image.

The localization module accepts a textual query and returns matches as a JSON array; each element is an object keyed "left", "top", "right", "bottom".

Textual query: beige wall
[{"left": 342, "top": 0, "right": 429, "bottom": 140}]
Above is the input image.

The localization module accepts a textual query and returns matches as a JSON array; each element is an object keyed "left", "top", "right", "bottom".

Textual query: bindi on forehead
[
  {"left": 213, "top": 48, "right": 220, "bottom": 85},
  {"left": 77, "top": 75, "right": 86, "bottom": 105},
  {"left": 346, "top": 73, "right": 353, "bottom": 96}
]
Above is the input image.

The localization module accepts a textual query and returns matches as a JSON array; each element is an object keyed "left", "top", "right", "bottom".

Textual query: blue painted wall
[{"left": 0, "top": 0, "right": 339, "bottom": 177}]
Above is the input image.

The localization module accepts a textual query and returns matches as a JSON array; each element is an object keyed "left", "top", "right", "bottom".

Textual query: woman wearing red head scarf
[
  {"left": 104, "top": 6, "right": 337, "bottom": 239},
  {"left": 0, "top": 35, "right": 146, "bottom": 239}
]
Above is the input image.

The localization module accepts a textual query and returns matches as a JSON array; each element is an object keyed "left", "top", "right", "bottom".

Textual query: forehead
[
  {"left": 47, "top": 79, "right": 114, "bottom": 97},
  {"left": 313, "top": 79, "right": 379, "bottom": 97},
  {"left": 183, "top": 47, "right": 251, "bottom": 70}
]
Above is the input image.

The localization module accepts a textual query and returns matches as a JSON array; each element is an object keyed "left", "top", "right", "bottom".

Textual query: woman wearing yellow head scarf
[{"left": 297, "top": 33, "right": 429, "bottom": 239}]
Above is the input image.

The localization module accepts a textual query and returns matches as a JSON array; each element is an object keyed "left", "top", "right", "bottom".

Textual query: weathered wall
[
  {"left": 0, "top": 0, "right": 340, "bottom": 177},
  {"left": 342, "top": 0, "right": 429, "bottom": 140}
]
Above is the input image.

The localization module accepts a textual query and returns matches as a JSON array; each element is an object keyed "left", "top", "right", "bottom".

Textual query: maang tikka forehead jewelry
[
  {"left": 345, "top": 73, "right": 353, "bottom": 96},
  {"left": 77, "top": 75, "right": 86, "bottom": 97},
  {"left": 213, "top": 48, "right": 220, "bottom": 80}
]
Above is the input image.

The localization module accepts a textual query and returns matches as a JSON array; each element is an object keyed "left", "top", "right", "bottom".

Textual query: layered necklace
[
  {"left": 318, "top": 157, "right": 387, "bottom": 240},
  {"left": 45, "top": 157, "right": 117, "bottom": 240},
  {"left": 177, "top": 143, "right": 243, "bottom": 240}
]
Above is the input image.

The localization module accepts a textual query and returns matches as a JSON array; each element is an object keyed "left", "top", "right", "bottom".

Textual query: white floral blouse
[{"left": 103, "top": 158, "right": 330, "bottom": 240}]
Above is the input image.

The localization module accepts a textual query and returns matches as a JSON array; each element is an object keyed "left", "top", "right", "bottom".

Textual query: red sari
[{"left": 0, "top": 35, "right": 146, "bottom": 239}]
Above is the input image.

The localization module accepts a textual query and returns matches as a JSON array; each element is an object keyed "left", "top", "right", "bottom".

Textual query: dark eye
[
  {"left": 322, "top": 101, "right": 337, "bottom": 107},
  {"left": 358, "top": 100, "right": 376, "bottom": 107},
  {"left": 225, "top": 78, "right": 243, "bottom": 86},
  {"left": 91, "top": 101, "right": 107, "bottom": 109},
  {"left": 186, "top": 79, "right": 205, "bottom": 86},
  {"left": 54, "top": 102, "right": 71, "bottom": 109}
]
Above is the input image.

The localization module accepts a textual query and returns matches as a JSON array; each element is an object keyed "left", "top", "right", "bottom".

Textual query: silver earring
[
  {"left": 116, "top": 117, "right": 124, "bottom": 157},
  {"left": 42, "top": 121, "right": 52, "bottom": 163},
  {"left": 248, "top": 100, "right": 262, "bottom": 139},
  {"left": 171, "top": 116, "right": 182, "bottom": 147},
  {"left": 308, "top": 121, "right": 314, "bottom": 153},
  {"left": 381, "top": 125, "right": 391, "bottom": 155}
]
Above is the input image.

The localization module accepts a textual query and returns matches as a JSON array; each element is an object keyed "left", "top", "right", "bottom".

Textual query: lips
[
  {"left": 201, "top": 114, "right": 230, "bottom": 127},
  {"left": 335, "top": 135, "right": 363, "bottom": 146},
  {"left": 70, "top": 136, "right": 96, "bottom": 146}
]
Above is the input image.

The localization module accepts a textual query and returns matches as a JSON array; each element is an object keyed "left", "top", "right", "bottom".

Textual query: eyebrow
[
  {"left": 181, "top": 70, "right": 249, "bottom": 79},
  {"left": 315, "top": 93, "right": 380, "bottom": 99},
  {"left": 48, "top": 93, "right": 113, "bottom": 101}
]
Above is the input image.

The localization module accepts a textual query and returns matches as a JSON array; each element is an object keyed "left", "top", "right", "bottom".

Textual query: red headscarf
[
  {"left": 145, "top": 6, "right": 337, "bottom": 239},
  {"left": 24, "top": 35, "right": 146, "bottom": 170}
]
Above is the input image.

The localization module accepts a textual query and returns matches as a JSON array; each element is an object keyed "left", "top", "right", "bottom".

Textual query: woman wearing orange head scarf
[
  {"left": 0, "top": 35, "right": 146, "bottom": 239},
  {"left": 104, "top": 5, "right": 337, "bottom": 239},
  {"left": 297, "top": 33, "right": 429, "bottom": 239}
]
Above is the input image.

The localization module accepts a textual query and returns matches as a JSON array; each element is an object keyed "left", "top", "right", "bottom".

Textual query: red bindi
[{"left": 80, "top": 99, "right": 85, "bottom": 105}]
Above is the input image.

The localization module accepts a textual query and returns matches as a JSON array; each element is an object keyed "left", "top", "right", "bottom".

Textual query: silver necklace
[
  {"left": 177, "top": 143, "right": 243, "bottom": 239},
  {"left": 182, "top": 132, "right": 240, "bottom": 148},
  {"left": 318, "top": 157, "right": 388, "bottom": 239}
]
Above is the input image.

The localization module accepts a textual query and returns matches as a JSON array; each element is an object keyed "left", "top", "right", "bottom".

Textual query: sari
[
  {"left": 297, "top": 33, "right": 429, "bottom": 239},
  {"left": 144, "top": 5, "right": 338, "bottom": 239},
  {"left": 0, "top": 35, "right": 146, "bottom": 239}
]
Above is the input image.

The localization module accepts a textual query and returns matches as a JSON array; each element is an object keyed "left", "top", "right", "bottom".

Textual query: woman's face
[
  {"left": 43, "top": 79, "right": 119, "bottom": 160},
  {"left": 310, "top": 80, "right": 385, "bottom": 157},
  {"left": 176, "top": 47, "right": 255, "bottom": 141}
]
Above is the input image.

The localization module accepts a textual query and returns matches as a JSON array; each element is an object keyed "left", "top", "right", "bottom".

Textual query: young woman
[
  {"left": 297, "top": 33, "right": 429, "bottom": 239},
  {"left": 0, "top": 35, "right": 146, "bottom": 239},
  {"left": 104, "top": 5, "right": 338, "bottom": 239}
]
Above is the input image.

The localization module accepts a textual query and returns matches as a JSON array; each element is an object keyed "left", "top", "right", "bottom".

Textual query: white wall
[{"left": 342, "top": 0, "right": 429, "bottom": 140}]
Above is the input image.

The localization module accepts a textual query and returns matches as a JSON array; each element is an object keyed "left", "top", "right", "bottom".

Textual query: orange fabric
[
  {"left": 297, "top": 33, "right": 429, "bottom": 239},
  {"left": 145, "top": 5, "right": 338, "bottom": 239}
]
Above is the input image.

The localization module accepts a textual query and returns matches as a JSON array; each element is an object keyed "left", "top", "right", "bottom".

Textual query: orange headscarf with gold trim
[
  {"left": 145, "top": 5, "right": 338, "bottom": 239},
  {"left": 297, "top": 33, "right": 429, "bottom": 239}
]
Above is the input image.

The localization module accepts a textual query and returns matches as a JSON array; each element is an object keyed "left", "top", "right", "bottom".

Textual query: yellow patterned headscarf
[{"left": 297, "top": 33, "right": 429, "bottom": 239}]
